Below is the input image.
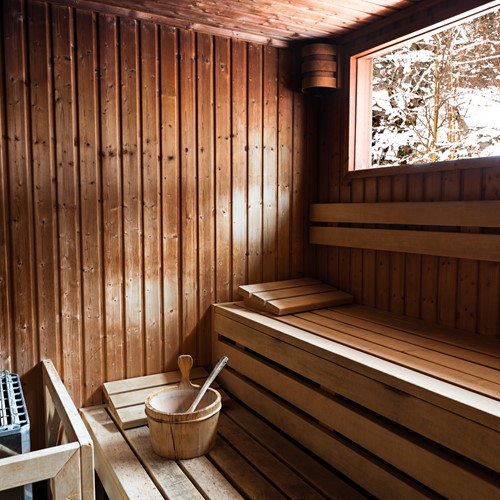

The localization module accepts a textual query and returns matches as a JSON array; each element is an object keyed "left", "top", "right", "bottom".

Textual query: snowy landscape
[{"left": 370, "top": 8, "right": 500, "bottom": 167}]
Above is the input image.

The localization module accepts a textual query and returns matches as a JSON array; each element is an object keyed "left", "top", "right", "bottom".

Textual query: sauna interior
[{"left": 1, "top": 0, "right": 499, "bottom": 496}]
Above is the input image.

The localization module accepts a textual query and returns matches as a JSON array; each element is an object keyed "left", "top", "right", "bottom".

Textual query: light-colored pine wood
[
  {"left": 217, "top": 413, "right": 324, "bottom": 499},
  {"left": 214, "top": 340, "right": 500, "bottom": 497},
  {"left": 310, "top": 226, "right": 500, "bottom": 262},
  {"left": 104, "top": 366, "right": 210, "bottom": 429},
  {"left": 238, "top": 277, "right": 321, "bottom": 298},
  {"left": 197, "top": 32, "right": 216, "bottom": 368},
  {"left": 179, "top": 29, "right": 199, "bottom": 357},
  {"left": 160, "top": 25, "right": 181, "bottom": 372},
  {"left": 0, "top": 360, "right": 94, "bottom": 498},
  {"left": 214, "top": 303, "right": 500, "bottom": 428},
  {"left": 213, "top": 314, "right": 500, "bottom": 472},
  {"left": 0, "top": 444, "right": 80, "bottom": 491},
  {"left": 247, "top": 42, "right": 264, "bottom": 285},
  {"left": 208, "top": 438, "right": 286, "bottom": 499},
  {"left": 247, "top": 283, "right": 334, "bottom": 306},
  {"left": 213, "top": 303, "right": 500, "bottom": 487},
  {"left": 76, "top": 8, "right": 104, "bottom": 405},
  {"left": 217, "top": 369, "right": 427, "bottom": 499},
  {"left": 121, "top": 17, "right": 144, "bottom": 380},
  {"left": 231, "top": 39, "right": 249, "bottom": 299},
  {"left": 265, "top": 289, "right": 353, "bottom": 315},
  {"left": 81, "top": 406, "right": 164, "bottom": 499},
  {"left": 310, "top": 201, "right": 500, "bottom": 227},
  {"left": 125, "top": 425, "right": 205, "bottom": 499},
  {"left": 222, "top": 400, "right": 364, "bottom": 500},
  {"left": 99, "top": 12, "right": 125, "bottom": 383}
]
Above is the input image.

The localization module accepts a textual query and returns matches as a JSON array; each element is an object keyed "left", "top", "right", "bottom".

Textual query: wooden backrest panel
[
  {"left": 311, "top": 201, "right": 500, "bottom": 227},
  {"left": 310, "top": 201, "right": 500, "bottom": 262}
]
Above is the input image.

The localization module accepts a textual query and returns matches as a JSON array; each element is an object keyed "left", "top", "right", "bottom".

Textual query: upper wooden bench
[
  {"left": 309, "top": 200, "right": 500, "bottom": 261},
  {"left": 212, "top": 301, "right": 500, "bottom": 499}
]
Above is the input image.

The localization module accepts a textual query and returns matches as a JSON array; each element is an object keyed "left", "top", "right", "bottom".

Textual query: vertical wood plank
[
  {"left": 389, "top": 175, "right": 406, "bottom": 315},
  {"left": 160, "top": 26, "right": 181, "bottom": 371},
  {"left": 141, "top": 22, "right": 162, "bottom": 373},
  {"left": 277, "top": 48, "right": 293, "bottom": 280},
  {"left": 405, "top": 173, "right": 423, "bottom": 319},
  {"left": 437, "top": 170, "right": 460, "bottom": 328},
  {"left": 4, "top": 0, "right": 37, "bottom": 375},
  {"left": 76, "top": 9, "right": 104, "bottom": 404},
  {"left": 120, "top": 18, "right": 144, "bottom": 378},
  {"left": 420, "top": 172, "right": 441, "bottom": 324},
  {"left": 456, "top": 169, "right": 480, "bottom": 333},
  {"left": 314, "top": 93, "right": 330, "bottom": 283},
  {"left": 214, "top": 37, "right": 232, "bottom": 303},
  {"left": 362, "top": 177, "right": 377, "bottom": 307},
  {"left": 53, "top": 4, "right": 82, "bottom": 403},
  {"left": 0, "top": 0, "right": 12, "bottom": 372},
  {"left": 247, "top": 42, "right": 263, "bottom": 285},
  {"left": 262, "top": 46, "right": 278, "bottom": 282},
  {"left": 324, "top": 94, "right": 341, "bottom": 285},
  {"left": 28, "top": 0, "right": 61, "bottom": 371},
  {"left": 179, "top": 29, "right": 198, "bottom": 356},
  {"left": 197, "top": 32, "right": 215, "bottom": 367},
  {"left": 350, "top": 179, "right": 364, "bottom": 302},
  {"left": 99, "top": 13, "right": 125, "bottom": 382},
  {"left": 375, "top": 176, "right": 391, "bottom": 311},
  {"left": 291, "top": 89, "right": 308, "bottom": 278},
  {"left": 231, "top": 39, "right": 248, "bottom": 296},
  {"left": 479, "top": 167, "right": 500, "bottom": 338}
]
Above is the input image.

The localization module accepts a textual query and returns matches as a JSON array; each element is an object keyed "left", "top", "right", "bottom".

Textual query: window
[{"left": 350, "top": 5, "right": 500, "bottom": 170}]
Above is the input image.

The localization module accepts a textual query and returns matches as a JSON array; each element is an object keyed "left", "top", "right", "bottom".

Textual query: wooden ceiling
[{"left": 56, "top": 0, "right": 423, "bottom": 46}]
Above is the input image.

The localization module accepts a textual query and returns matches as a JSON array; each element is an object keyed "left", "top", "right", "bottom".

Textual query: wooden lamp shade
[{"left": 301, "top": 43, "right": 338, "bottom": 94}]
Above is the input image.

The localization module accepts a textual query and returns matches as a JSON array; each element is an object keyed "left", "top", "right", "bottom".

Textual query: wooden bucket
[
  {"left": 145, "top": 355, "right": 222, "bottom": 459},
  {"left": 301, "top": 43, "right": 338, "bottom": 94},
  {"left": 145, "top": 385, "right": 221, "bottom": 459}
]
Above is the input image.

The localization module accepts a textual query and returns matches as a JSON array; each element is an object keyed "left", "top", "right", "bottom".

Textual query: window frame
[{"left": 345, "top": 0, "right": 500, "bottom": 175}]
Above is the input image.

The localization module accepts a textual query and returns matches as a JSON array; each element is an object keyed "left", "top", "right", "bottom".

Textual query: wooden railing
[
  {"left": 0, "top": 360, "right": 94, "bottom": 499},
  {"left": 310, "top": 201, "right": 500, "bottom": 262}
]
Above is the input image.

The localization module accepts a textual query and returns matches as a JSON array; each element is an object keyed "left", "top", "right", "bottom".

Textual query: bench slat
[
  {"left": 217, "top": 413, "right": 324, "bottom": 499},
  {"left": 238, "top": 278, "right": 321, "bottom": 298},
  {"left": 208, "top": 437, "right": 286, "bottom": 499},
  {"left": 218, "top": 368, "right": 433, "bottom": 499},
  {"left": 125, "top": 426, "right": 208, "bottom": 499},
  {"left": 222, "top": 400, "right": 363, "bottom": 500},
  {"left": 310, "top": 201, "right": 500, "bottom": 227},
  {"left": 215, "top": 303, "right": 500, "bottom": 425},
  {"left": 334, "top": 304, "right": 500, "bottom": 359},
  {"left": 215, "top": 343, "right": 500, "bottom": 498},
  {"left": 285, "top": 312, "right": 500, "bottom": 388},
  {"left": 81, "top": 407, "right": 164, "bottom": 499},
  {"left": 310, "top": 226, "right": 500, "bottom": 262}
]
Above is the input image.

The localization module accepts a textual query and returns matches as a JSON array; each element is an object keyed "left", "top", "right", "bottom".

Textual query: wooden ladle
[{"left": 185, "top": 356, "right": 229, "bottom": 413}]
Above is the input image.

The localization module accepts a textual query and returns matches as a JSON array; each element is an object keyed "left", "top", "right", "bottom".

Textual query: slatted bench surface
[
  {"left": 213, "top": 302, "right": 500, "bottom": 499},
  {"left": 81, "top": 375, "right": 361, "bottom": 499}
]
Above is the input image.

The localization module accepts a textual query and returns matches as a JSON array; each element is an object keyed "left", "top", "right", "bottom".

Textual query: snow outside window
[{"left": 351, "top": 5, "right": 500, "bottom": 170}]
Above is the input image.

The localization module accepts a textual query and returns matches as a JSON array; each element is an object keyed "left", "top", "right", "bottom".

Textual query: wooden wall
[
  {"left": 317, "top": 92, "right": 500, "bottom": 338},
  {"left": 0, "top": 0, "right": 318, "bottom": 417}
]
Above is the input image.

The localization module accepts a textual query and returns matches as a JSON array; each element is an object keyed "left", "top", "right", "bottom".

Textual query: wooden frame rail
[
  {"left": 310, "top": 201, "right": 500, "bottom": 261},
  {"left": 0, "top": 360, "right": 94, "bottom": 499}
]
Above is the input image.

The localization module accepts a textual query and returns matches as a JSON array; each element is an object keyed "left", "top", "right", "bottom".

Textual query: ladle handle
[
  {"left": 187, "top": 356, "right": 228, "bottom": 413},
  {"left": 178, "top": 354, "right": 194, "bottom": 390}
]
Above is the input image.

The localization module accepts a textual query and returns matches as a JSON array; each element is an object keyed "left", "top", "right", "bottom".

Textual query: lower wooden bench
[
  {"left": 212, "top": 302, "right": 500, "bottom": 499},
  {"left": 81, "top": 382, "right": 361, "bottom": 498}
]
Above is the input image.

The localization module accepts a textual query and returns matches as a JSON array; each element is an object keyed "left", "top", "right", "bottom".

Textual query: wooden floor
[{"left": 81, "top": 373, "right": 363, "bottom": 499}]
